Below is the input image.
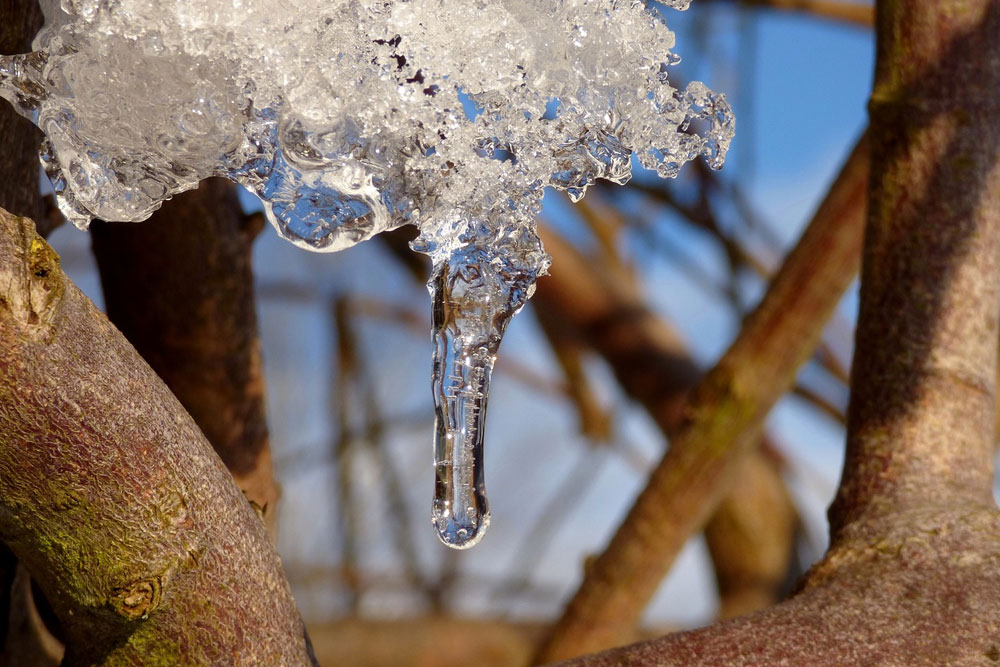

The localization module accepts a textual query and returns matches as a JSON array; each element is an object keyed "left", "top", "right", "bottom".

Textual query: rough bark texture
[
  {"left": 561, "top": 509, "right": 1000, "bottom": 666},
  {"left": 0, "top": 3, "right": 60, "bottom": 662},
  {"left": 90, "top": 180, "right": 279, "bottom": 529},
  {"left": 0, "top": 208, "right": 315, "bottom": 665},
  {"left": 536, "top": 132, "right": 868, "bottom": 663},
  {"left": 560, "top": 1, "right": 1000, "bottom": 664},
  {"left": 534, "top": 224, "right": 797, "bottom": 622}
]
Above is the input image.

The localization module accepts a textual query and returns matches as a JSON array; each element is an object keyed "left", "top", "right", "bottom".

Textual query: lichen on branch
[{"left": 0, "top": 207, "right": 315, "bottom": 665}]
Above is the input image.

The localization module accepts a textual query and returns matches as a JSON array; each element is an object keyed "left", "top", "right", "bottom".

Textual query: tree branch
[
  {"left": 533, "top": 219, "right": 798, "bottom": 621},
  {"left": 535, "top": 130, "right": 868, "bottom": 662},
  {"left": 0, "top": 207, "right": 315, "bottom": 664},
  {"left": 828, "top": 0, "right": 1000, "bottom": 535},
  {"left": 705, "top": 0, "right": 874, "bottom": 27},
  {"left": 90, "top": 179, "right": 280, "bottom": 530}
]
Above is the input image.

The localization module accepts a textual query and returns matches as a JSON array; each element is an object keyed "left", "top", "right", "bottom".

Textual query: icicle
[{"left": 425, "top": 239, "right": 539, "bottom": 548}]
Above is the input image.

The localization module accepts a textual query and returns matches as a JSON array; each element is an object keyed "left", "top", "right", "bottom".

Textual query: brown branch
[
  {"left": 89, "top": 179, "right": 280, "bottom": 530},
  {"left": 535, "top": 130, "right": 868, "bottom": 662},
  {"left": 533, "top": 306, "right": 614, "bottom": 442},
  {"left": 827, "top": 0, "right": 1000, "bottom": 535},
  {"left": 310, "top": 615, "right": 545, "bottom": 667},
  {"left": 792, "top": 382, "right": 847, "bottom": 424},
  {"left": 0, "top": 207, "right": 315, "bottom": 664},
  {"left": 531, "top": 221, "right": 799, "bottom": 645},
  {"left": 717, "top": 0, "right": 875, "bottom": 27},
  {"left": 533, "top": 226, "right": 701, "bottom": 430},
  {"left": 0, "top": 4, "right": 57, "bottom": 662},
  {"left": 702, "top": 452, "right": 798, "bottom": 620}
]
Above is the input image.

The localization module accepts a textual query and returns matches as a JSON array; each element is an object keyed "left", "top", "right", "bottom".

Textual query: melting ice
[{"left": 0, "top": 0, "right": 733, "bottom": 548}]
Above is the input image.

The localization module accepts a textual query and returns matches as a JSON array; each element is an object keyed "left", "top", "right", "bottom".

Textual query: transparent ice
[{"left": 0, "top": 0, "right": 733, "bottom": 549}]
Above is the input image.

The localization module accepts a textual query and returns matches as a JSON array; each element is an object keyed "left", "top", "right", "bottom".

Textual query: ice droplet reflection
[{"left": 427, "top": 242, "right": 537, "bottom": 548}]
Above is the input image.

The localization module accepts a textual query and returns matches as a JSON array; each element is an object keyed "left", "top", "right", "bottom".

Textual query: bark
[
  {"left": 536, "top": 131, "right": 868, "bottom": 662},
  {"left": 90, "top": 180, "right": 279, "bottom": 530},
  {"left": 561, "top": 511, "right": 1000, "bottom": 666},
  {"left": 561, "top": 0, "right": 1000, "bottom": 664},
  {"left": 827, "top": 0, "right": 1000, "bottom": 535},
  {"left": 0, "top": 207, "right": 315, "bottom": 665},
  {"left": 0, "top": 3, "right": 61, "bottom": 662}
]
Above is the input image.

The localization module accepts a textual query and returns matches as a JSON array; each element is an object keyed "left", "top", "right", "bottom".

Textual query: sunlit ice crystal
[{"left": 0, "top": 0, "right": 734, "bottom": 549}]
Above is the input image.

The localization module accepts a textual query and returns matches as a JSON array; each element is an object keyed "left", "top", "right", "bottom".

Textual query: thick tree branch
[
  {"left": 0, "top": 3, "right": 56, "bottom": 661},
  {"left": 90, "top": 179, "right": 280, "bottom": 530},
  {"left": 536, "top": 131, "right": 868, "bottom": 662},
  {"left": 0, "top": 207, "right": 315, "bottom": 665},
  {"left": 828, "top": 0, "right": 1000, "bottom": 535}
]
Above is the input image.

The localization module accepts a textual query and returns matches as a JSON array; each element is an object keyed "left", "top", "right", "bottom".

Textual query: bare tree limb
[
  {"left": 0, "top": 207, "right": 315, "bottom": 664},
  {"left": 702, "top": 453, "right": 798, "bottom": 620},
  {"left": 706, "top": 0, "right": 874, "bottom": 27},
  {"left": 827, "top": 0, "right": 1000, "bottom": 534},
  {"left": 90, "top": 179, "right": 280, "bottom": 531},
  {"left": 535, "top": 130, "right": 868, "bottom": 662}
]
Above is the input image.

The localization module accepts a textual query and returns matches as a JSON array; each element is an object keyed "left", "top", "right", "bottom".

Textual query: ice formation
[{"left": 0, "top": 0, "right": 733, "bottom": 548}]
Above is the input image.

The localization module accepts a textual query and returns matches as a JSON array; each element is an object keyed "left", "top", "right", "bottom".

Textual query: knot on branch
[
  {"left": 109, "top": 576, "right": 162, "bottom": 620},
  {"left": 0, "top": 208, "right": 64, "bottom": 336}
]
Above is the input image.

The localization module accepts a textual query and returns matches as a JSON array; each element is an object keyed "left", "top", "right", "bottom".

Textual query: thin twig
[{"left": 704, "top": 0, "right": 874, "bottom": 27}]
